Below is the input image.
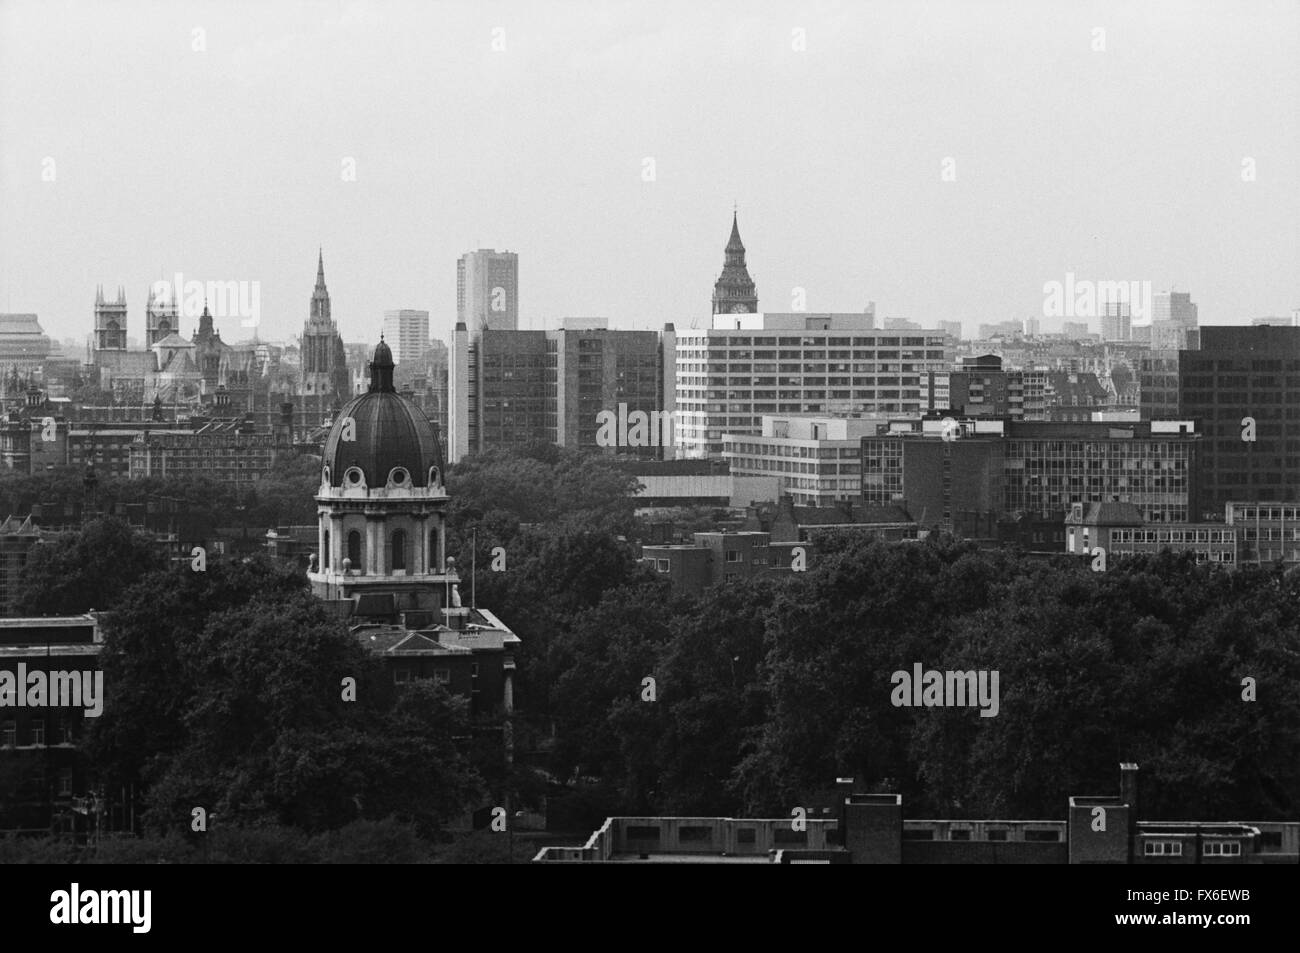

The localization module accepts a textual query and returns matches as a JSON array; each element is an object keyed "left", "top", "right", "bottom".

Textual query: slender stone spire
[{"left": 310, "top": 248, "right": 331, "bottom": 324}]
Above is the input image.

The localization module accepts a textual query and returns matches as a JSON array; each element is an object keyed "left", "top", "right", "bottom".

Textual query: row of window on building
[
  {"left": 1110, "top": 529, "right": 1238, "bottom": 544},
  {"left": 1, "top": 718, "right": 76, "bottom": 747}
]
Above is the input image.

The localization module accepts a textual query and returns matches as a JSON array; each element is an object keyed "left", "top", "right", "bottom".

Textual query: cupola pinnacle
[{"left": 369, "top": 338, "right": 395, "bottom": 393}]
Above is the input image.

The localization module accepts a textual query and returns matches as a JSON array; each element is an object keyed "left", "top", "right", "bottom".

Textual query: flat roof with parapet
[
  {"left": 0, "top": 615, "right": 98, "bottom": 629},
  {"left": 605, "top": 853, "right": 772, "bottom": 863}
]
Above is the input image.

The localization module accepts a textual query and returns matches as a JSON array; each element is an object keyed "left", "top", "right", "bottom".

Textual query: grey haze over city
[{"left": 1, "top": 0, "right": 1297, "bottom": 346}]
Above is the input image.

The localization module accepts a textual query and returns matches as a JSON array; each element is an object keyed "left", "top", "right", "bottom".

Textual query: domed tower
[{"left": 309, "top": 337, "right": 456, "bottom": 621}]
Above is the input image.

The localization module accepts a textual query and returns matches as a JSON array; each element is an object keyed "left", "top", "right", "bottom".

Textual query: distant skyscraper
[
  {"left": 977, "top": 320, "right": 1023, "bottom": 339},
  {"left": 711, "top": 212, "right": 759, "bottom": 315},
  {"left": 383, "top": 310, "right": 431, "bottom": 366},
  {"left": 1176, "top": 325, "right": 1300, "bottom": 512},
  {"left": 1153, "top": 291, "right": 1198, "bottom": 328},
  {"left": 457, "top": 250, "right": 519, "bottom": 332},
  {"left": 448, "top": 318, "right": 668, "bottom": 464},
  {"left": 937, "top": 320, "right": 963, "bottom": 341},
  {"left": 1101, "top": 301, "right": 1131, "bottom": 342}
]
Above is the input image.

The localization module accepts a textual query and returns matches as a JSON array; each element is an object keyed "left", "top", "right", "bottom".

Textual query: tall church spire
[
  {"left": 712, "top": 210, "right": 759, "bottom": 315},
  {"left": 311, "top": 248, "right": 331, "bottom": 324},
  {"left": 300, "top": 249, "right": 347, "bottom": 416},
  {"left": 195, "top": 298, "right": 215, "bottom": 342}
]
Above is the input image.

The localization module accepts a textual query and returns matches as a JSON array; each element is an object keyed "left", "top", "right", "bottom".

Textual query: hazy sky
[{"left": 1, "top": 0, "right": 1297, "bottom": 348}]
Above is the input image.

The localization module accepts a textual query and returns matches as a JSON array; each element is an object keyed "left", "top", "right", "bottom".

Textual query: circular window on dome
[
  {"left": 389, "top": 467, "right": 409, "bottom": 486},
  {"left": 344, "top": 467, "right": 365, "bottom": 487}
]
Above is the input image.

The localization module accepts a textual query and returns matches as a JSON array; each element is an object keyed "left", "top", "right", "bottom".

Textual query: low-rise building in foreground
[{"left": 534, "top": 764, "right": 1297, "bottom": 864}]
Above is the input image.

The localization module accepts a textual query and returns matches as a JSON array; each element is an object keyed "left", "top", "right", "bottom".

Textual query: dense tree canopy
[
  {"left": 446, "top": 443, "right": 641, "bottom": 548},
  {"left": 10, "top": 443, "right": 1295, "bottom": 856},
  {"left": 89, "top": 556, "right": 483, "bottom": 836},
  {"left": 0, "top": 452, "right": 320, "bottom": 536},
  {"left": 427, "top": 450, "right": 1300, "bottom": 826},
  {"left": 535, "top": 533, "right": 1300, "bottom": 824},
  {"left": 16, "top": 516, "right": 167, "bottom": 615}
]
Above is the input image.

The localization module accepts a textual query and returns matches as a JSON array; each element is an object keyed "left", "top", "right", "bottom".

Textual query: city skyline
[{"left": 1, "top": 0, "right": 1297, "bottom": 346}]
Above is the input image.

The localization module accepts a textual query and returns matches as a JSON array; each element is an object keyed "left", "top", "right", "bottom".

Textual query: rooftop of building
[
  {"left": 743, "top": 498, "right": 914, "bottom": 532},
  {"left": 616, "top": 459, "right": 729, "bottom": 476},
  {"left": 875, "top": 417, "right": 1199, "bottom": 440},
  {"left": 535, "top": 765, "right": 1300, "bottom": 864},
  {"left": 959, "top": 353, "right": 1004, "bottom": 370},
  {"left": 1071, "top": 501, "right": 1145, "bottom": 526},
  {"left": 683, "top": 312, "right": 896, "bottom": 334},
  {"left": 0, "top": 514, "right": 41, "bottom": 535},
  {"left": 0, "top": 613, "right": 99, "bottom": 629},
  {"left": 0, "top": 314, "right": 47, "bottom": 334},
  {"left": 748, "top": 414, "right": 888, "bottom": 441},
  {"left": 351, "top": 605, "right": 519, "bottom": 654},
  {"left": 556, "top": 317, "right": 609, "bottom": 330},
  {"left": 354, "top": 626, "right": 473, "bottom": 656},
  {"left": 265, "top": 525, "right": 317, "bottom": 539},
  {"left": 0, "top": 614, "right": 102, "bottom": 651},
  {"left": 1195, "top": 324, "right": 1300, "bottom": 351}
]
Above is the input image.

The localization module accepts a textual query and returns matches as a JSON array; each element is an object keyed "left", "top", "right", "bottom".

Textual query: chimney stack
[
  {"left": 836, "top": 777, "right": 855, "bottom": 848},
  {"left": 1120, "top": 762, "right": 1139, "bottom": 860},
  {"left": 1119, "top": 762, "right": 1139, "bottom": 820}
]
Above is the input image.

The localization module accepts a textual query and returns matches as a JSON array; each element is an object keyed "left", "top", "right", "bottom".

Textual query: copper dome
[{"left": 321, "top": 340, "right": 444, "bottom": 488}]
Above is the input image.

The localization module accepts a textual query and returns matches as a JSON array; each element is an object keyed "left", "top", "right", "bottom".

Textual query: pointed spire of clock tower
[
  {"left": 712, "top": 209, "right": 759, "bottom": 315},
  {"left": 726, "top": 210, "right": 744, "bottom": 255}
]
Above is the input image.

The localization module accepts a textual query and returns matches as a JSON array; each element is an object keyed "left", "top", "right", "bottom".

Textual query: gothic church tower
[
  {"left": 299, "top": 249, "right": 350, "bottom": 422},
  {"left": 94, "top": 286, "right": 128, "bottom": 350}
]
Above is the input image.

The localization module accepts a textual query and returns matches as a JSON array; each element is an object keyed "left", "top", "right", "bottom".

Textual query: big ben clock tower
[{"left": 711, "top": 210, "right": 759, "bottom": 315}]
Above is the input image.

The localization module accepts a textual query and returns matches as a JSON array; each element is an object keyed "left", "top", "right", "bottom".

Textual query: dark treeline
[
  {"left": 5, "top": 551, "right": 516, "bottom": 862},
  {"left": 5, "top": 445, "right": 1296, "bottom": 861},
  {"left": 0, "top": 451, "right": 321, "bottom": 535},
  {"left": 451, "top": 446, "right": 1300, "bottom": 828},
  {"left": 0, "top": 819, "right": 518, "bottom": 864}
]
